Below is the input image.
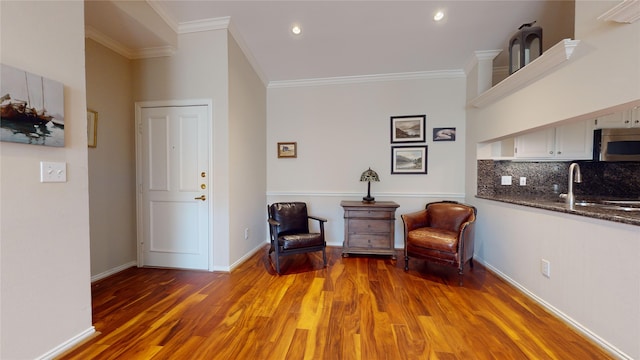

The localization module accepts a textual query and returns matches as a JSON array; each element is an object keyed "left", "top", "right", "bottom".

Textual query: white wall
[
  {"left": 0, "top": 2, "right": 93, "bottom": 359},
  {"left": 228, "top": 33, "right": 268, "bottom": 266},
  {"left": 133, "top": 28, "right": 269, "bottom": 270},
  {"left": 466, "top": 1, "right": 640, "bottom": 358},
  {"left": 85, "top": 39, "right": 137, "bottom": 278},
  {"left": 267, "top": 75, "right": 467, "bottom": 247},
  {"left": 133, "top": 29, "right": 231, "bottom": 270}
]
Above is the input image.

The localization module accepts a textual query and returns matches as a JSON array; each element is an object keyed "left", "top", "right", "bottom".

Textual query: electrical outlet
[
  {"left": 520, "top": 177, "right": 527, "bottom": 186},
  {"left": 501, "top": 176, "right": 512, "bottom": 185},
  {"left": 244, "top": 228, "right": 249, "bottom": 240},
  {"left": 541, "top": 259, "right": 551, "bottom": 278}
]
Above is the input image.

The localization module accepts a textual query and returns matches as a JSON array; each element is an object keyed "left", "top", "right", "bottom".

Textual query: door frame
[{"left": 134, "top": 99, "right": 214, "bottom": 271}]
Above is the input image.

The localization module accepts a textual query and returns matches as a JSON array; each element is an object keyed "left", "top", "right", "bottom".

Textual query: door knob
[{"left": 194, "top": 195, "right": 206, "bottom": 201}]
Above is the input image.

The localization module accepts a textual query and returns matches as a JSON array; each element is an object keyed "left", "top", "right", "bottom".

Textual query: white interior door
[{"left": 138, "top": 104, "right": 210, "bottom": 270}]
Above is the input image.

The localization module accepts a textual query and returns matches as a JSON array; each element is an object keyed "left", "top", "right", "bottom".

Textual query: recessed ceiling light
[
  {"left": 434, "top": 11, "right": 445, "bottom": 22},
  {"left": 291, "top": 24, "right": 302, "bottom": 35}
]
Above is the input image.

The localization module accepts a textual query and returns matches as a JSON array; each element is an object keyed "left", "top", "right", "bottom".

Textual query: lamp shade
[{"left": 360, "top": 168, "right": 380, "bottom": 182}]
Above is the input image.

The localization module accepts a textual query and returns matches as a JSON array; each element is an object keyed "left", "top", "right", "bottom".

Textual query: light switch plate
[
  {"left": 40, "top": 161, "right": 67, "bottom": 182},
  {"left": 520, "top": 177, "right": 527, "bottom": 186},
  {"left": 501, "top": 175, "right": 512, "bottom": 185}
]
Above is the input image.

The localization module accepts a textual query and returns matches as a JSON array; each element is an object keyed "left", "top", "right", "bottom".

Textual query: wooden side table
[{"left": 340, "top": 200, "right": 400, "bottom": 258}]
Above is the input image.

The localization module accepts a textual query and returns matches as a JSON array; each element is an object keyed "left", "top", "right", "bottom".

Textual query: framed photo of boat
[
  {"left": 87, "top": 109, "right": 98, "bottom": 148},
  {"left": 0, "top": 64, "right": 65, "bottom": 147}
]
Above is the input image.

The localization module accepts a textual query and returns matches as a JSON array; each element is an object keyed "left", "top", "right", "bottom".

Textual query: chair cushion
[
  {"left": 407, "top": 227, "right": 458, "bottom": 253},
  {"left": 279, "top": 233, "right": 323, "bottom": 250}
]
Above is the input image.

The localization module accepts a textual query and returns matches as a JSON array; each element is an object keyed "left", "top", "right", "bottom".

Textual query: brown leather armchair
[
  {"left": 401, "top": 201, "right": 477, "bottom": 275},
  {"left": 267, "top": 202, "right": 327, "bottom": 274}
]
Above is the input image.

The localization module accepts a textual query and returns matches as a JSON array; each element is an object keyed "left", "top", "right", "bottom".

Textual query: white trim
[
  {"left": 268, "top": 70, "right": 465, "bottom": 89},
  {"left": 178, "top": 16, "right": 230, "bottom": 34},
  {"left": 266, "top": 191, "right": 465, "bottom": 199},
  {"left": 228, "top": 20, "right": 269, "bottom": 86},
  {"left": 85, "top": 26, "right": 134, "bottom": 59},
  {"left": 145, "top": 0, "right": 179, "bottom": 33},
  {"left": 469, "top": 39, "right": 580, "bottom": 108},
  {"left": 475, "top": 257, "right": 633, "bottom": 360},
  {"left": 464, "top": 49, "right": 502, "bottom": 75},
  {"left": 91, "top": 261, "right": 137, "bottom": 282},
  {"left": 227, "top": 242, "right": 268, "bottom": 273},
  {"left": 85, "top": 26, "right": 175, "bottom": 60},
  {"left": 132, "top": 46, "right": 176, "bottom": 59},
  {"left": 36, "top": 327, "right": 96, "bottom": 360},
  {"left": 598, "top": 0, "right": 640, "bottom": 24}
]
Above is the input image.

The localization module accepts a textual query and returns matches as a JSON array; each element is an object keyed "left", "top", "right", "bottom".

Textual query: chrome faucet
[{"left": 566, "top": 162, "right": 582, "bottom": 209}]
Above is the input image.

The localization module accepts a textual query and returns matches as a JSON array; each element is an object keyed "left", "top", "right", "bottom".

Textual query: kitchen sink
[{"left": 574, "top": 200, "right": 640, "bottom": 212}]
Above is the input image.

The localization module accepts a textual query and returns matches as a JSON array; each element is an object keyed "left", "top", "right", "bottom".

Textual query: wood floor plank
[{"left": 58, "top": 246, "right": 614, "bottom": 360}]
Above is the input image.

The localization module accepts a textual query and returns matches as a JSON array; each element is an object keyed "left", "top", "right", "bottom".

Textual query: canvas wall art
[{"left": 1, "top": 64, "right": 64, "bottom": 147}]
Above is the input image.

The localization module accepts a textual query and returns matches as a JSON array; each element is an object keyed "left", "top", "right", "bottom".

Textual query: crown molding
[
  {"left": 597, "top": 0, "right": 640, "bottom": 23},
  {"left": 268, "top": 70, "right": 465, "bottom": 89},
  {"left": 85, "top": 26, "right": 135, "bottom": 59},
  {"left": 132, "top": 46, "right": 176, "bottom": 59},
  {"left": 85, "top": 26, "right": 175, "bottom": 60},
  {"left": 145, "top": 0, "right": 179, "bottom": 32},
  {"left": 468, "top": 39, "right": 580, "bottom": 108},
  {"left": 227, "top": 20, "right": 269, "bottom": 86},
  {"left": 464, "top": 50, "right": 502, "bottom": 75},
  {"left": 178, "top": 16, "right": 231, "bottom": 34}
]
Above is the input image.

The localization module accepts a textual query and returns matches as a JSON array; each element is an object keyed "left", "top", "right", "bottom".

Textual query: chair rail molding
[{"left": 469, "top": 39, "right": 580, "bottom": 108}]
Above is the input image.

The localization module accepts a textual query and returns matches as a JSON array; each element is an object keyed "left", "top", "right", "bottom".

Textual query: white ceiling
[{"left": 85, "top": 1, "right": 575, "bottom": 83}]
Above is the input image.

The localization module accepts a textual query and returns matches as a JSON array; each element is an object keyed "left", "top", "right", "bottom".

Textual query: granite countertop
[{"left": 476, "top": 195, "right": 640, "bottom": 227}]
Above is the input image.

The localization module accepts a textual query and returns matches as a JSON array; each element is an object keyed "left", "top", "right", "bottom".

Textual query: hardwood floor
[{"left": 59, "top": 246, "right": 612, "bottom": 360}]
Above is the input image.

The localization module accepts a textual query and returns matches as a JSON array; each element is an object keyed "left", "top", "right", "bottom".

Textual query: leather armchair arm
[
  {"left": 457, "top": 214, "right": 477, "bottom": 262},
  {"left": 308, "top": 215, "right": 328, "bottom": 223},
  {"left": 308, "top": 215, "right": 327, "bottom": 237},
  {"left": 268, "top": 218, "right": 280, "bottom": 227},
  {"left": 401, "top": 209, "right": 429, "bottom": 232}
]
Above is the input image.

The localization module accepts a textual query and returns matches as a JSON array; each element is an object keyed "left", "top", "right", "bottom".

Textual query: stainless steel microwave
[{"left": 594, "top": 128, "right": 640, "bottom": 161}]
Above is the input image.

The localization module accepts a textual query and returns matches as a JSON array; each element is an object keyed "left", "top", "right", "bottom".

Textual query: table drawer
[
  {"left": 348, "top": 219, "right": 391, "bottom": 233},
  {"left": 345, "top": 209, "right": 394, "bottom": 219},
  {"left": 348, "top": 234, "right": 391, "bottom": 249}
]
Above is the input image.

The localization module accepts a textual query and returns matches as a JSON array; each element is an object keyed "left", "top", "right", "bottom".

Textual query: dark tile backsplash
[{"left": 477, "top": 160, "right": 640, "bottom": 200}]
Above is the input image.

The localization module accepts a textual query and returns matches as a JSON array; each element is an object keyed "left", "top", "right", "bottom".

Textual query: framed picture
[
  {"left": 1, "top": 64, "right": 65, "bottom": 147},
  {"left": 391, "top": 145, "right": 428, "bottom": 174},
  {"left": 433, "top": 127, "right": 456, "bottom": 141},
  {"left": 87, "top": 109, "right": 97, "bottom": 148},
  {"left": 277, "top": 142, "right": 297, "bottom": 158},
  {"left": 390, "top": 115, "right": 425, "bottom": 143}
]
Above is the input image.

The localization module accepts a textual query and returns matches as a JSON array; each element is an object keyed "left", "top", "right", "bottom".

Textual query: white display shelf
[{"left": 469, "top": 39, "right": 580, "bottom": 108}]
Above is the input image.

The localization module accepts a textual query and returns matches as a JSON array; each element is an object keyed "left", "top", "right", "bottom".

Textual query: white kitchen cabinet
[
  {"left": 514, "top": 120, "right": 593, "bottom": 160},
  {"left": 594, "top": 107, "right": 640, "bottom": 128}
]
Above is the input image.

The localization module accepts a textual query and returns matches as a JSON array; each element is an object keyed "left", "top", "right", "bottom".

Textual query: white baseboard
[
  {"left": 36, "top": 326, "right": 96, "bottom": 360},
  {"left": 225, "top": 242, "right": 268, "bottom": 272},
  {"left": 91, "top": 261, "right": 137, "bottom": 282},
  {"left": 475, "top": 256, "right": 632, "bottom": 360}
]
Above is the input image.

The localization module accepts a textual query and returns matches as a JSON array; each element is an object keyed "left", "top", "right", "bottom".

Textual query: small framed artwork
[
  {"left": 390, "top": 115, "right": 426, "bottom": 143},
  {"left": 391, "top": 145, "right": 428, "bottom": 174},
  {"left": 433, "top": 127, "right": 456, "bottom": 141},
  {"left": 277, "top": 142, "right": 297, "bottom": 158},
  {"left": 87, "top": 109, "right": 98, "bottom": 148}
]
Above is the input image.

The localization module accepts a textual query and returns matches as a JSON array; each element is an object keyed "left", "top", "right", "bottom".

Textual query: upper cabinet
[
  {"left": 514, "top": 120, "right": 594, "bottom": 160},
  {"left": 594, "top": 107, "right": 640, "bottom": 129}
]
